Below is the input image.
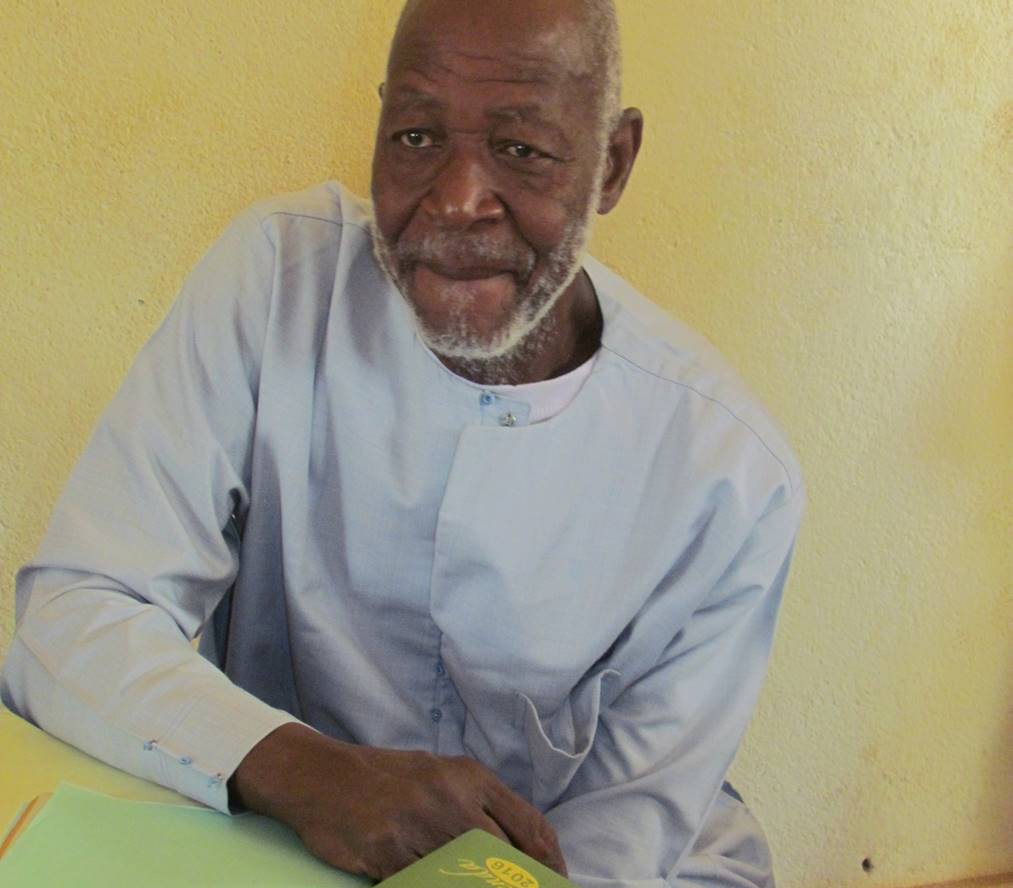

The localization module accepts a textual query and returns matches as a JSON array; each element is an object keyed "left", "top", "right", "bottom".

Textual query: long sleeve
[
  {"left": 545, "top": 488, "right": 804, "bottom": 888},
  {"left": 0, "top": 209, "right": 299, "bottom": 811}
]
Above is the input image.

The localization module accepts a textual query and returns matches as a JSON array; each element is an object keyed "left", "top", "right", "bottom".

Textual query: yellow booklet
[{"left": 376, "top": 829, "right": 577, "bottom": 888}]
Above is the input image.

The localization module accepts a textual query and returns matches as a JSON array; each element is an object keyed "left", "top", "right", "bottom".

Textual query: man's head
[{"left": 370, "top": 0, "right": 642, "bottom": 379}]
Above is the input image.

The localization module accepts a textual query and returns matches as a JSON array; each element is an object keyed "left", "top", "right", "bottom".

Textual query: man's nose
[{"left": 423, "top": 149, "right": 504, "bottom": 229}]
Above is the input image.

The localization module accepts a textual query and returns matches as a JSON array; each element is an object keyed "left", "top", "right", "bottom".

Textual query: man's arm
[
  {"left": 544, "top": 488, "right": 804, "bottom": 888},
  {"left": 0, "top": 207, "right": 564, "bottom": 879},
  {"left": 1, "top": 208, "right": 294, "bottom": 808}
]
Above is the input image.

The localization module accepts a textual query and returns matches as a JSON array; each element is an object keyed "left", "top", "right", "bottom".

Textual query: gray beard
[
  {"left": 370, "top": 202, "right": 597, "bottom": 384},
  {"left": 432, "top": 310, "right": 560, "bottom": 386}
]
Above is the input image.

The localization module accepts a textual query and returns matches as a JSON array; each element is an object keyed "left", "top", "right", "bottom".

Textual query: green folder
[
  {"left": 0, "top": 783, "right": 367, "bottom": 887},
  {"left": 0, "top": 783, "right": 577, "bottom": 888}
]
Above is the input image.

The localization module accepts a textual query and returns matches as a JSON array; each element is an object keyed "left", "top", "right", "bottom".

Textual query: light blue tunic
[{"left": 2, "top": 182, "right": 802, "bottom": 887}]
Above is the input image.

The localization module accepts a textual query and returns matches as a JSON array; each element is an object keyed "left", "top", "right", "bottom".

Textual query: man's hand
[{"left": 230, "top": 723, "right": 567, "bottom": 880}]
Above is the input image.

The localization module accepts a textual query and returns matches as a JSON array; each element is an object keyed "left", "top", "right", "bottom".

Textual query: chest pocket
[
  {"left": 510, "top": 667, "right": 622, "bottom": 810},
  {"left": 463, "top": 664, "right": 619, "bottom": 810}
]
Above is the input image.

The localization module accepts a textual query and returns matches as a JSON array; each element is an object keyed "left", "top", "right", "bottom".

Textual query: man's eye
[
  {"left": 397, "top": 130, "right": 435, "bottom": 149},
  {"left": 503, "top": 143, "right": 543, "bottom": 160}
]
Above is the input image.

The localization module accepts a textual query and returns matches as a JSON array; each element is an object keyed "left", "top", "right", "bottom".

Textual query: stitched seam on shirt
[
  {"left": 231, "top": 214, "right": 280, "bottom": 492},
  {"left": 255, "top": 210, "right": 373, "bottom": 235},
  {"left": 760, "top": 483, "right": 805, "bottom": 518},
  {"left": 600, "top": 342, "right": 797, "bottom": 498}
]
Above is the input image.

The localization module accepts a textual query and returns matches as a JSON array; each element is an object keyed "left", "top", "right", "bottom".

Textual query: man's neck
[{"left": 435, "top": 271, "right": 602, "bottom": 386}]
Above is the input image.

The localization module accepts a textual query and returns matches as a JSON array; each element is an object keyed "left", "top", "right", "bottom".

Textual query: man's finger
[
  {"left": 377, "top": 849, "right": 423, "bottom": 882},
  {"left": 473, "top": 812, "right": 515, "bottom": 848},
  {"left": 481, "top": 790, "right": 567, "bottom": 876}
]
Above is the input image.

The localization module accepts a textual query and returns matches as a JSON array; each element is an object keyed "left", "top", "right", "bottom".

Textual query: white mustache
[{"left": 394, "top": 232, "right": 536, "bottom": 277}]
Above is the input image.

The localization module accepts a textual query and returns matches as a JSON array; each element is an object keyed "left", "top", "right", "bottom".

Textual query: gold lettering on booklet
[{"left": 438, "top": 856, "right": 539, "bottom": 888}]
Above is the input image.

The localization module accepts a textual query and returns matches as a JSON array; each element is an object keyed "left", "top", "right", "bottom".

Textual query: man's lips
[
  {"left": 417, "top": 261, "right": 516, "bottom": 282},
  {"left": 412, "top": 264, "right": 517, "bottom": 306}
]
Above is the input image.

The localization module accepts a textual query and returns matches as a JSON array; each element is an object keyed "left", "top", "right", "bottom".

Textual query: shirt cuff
[{"left": 139, "top": 686, "right": 300, "bottom": 813}]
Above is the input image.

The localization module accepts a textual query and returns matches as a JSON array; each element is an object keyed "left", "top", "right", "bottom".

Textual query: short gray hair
[
  {"left": 393, "top": 0, "right": 623, "bottom": 134},
  {"left": 583, "top": 0, "right": 622, "bottom": 132}
]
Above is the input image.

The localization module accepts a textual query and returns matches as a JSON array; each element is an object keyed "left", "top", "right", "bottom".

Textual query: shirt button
[
  {"left": 435, "top": 661, "right": 446, "bottom": 676},
  {"left": 430, "top": 708, "right": 443, "bottom": 723},
  {"left": 179, "top": 756, "right": 193, "bottom": 766},
  {"left": 480, "top": 392, "right": 494, "bottom": 406},
  {"left": 499, "top": 412, "right": 517, "bottom": 427}
]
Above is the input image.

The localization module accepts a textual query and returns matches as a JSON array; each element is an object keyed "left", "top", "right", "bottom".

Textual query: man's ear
[{"left": 597, "top": 108, "right": 644, "bottom": 215}]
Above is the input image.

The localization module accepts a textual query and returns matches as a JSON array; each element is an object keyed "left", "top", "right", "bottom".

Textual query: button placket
[
  {"left": 477, "top": 392, "right": 530, "bottom": 427},
  {"left": 431, "top": 637, "right": 450, "bottom": 750}
]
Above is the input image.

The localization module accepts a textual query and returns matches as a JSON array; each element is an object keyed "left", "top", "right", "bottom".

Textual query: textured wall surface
[{"left": 1, "top": 2, "right": 1010, "bottom": 886}]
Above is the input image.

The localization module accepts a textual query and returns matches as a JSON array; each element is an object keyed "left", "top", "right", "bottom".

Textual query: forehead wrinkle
[
  {"left": 386, "top": 86, "right": 445, "bottom": 114},
  {"left": 487, "top": 105, "right": 549, "bottom": 122},
  {"left": 485, "top": 107, "right": 570, "bottom": 138},
  {"left": 424, "top": 48, "right": 552, "bottom": 66},
  {"left": 393, "top": 58, "right": 591, "bottom": 110},
  {"left": 394, "top": 34, "right": 580, "bottom": 84},
  {"left": 387, "top": 78, "right": 557, "bottom": 122}
]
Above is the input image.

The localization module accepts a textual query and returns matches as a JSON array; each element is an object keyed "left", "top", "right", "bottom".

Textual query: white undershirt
[{"left": 483, "top": 351, "right": 598, "bottom": 424}]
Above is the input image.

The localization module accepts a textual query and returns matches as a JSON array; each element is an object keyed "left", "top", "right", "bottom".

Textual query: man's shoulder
[
  {"left": 588, "top": 256, "right": 803, "bottom": 498},
  {"left": 243, "top": 181, "right": 374, "bottom": 240}
]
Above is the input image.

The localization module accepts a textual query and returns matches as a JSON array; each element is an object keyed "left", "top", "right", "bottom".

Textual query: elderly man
[{"left": 2, "top": 1, "right": 802, "bottom": 886}]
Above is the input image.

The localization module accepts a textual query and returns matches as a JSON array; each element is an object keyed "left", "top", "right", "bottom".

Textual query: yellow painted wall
[{"left": 1, "top": 2, "right": 1010, "bottom": 886}]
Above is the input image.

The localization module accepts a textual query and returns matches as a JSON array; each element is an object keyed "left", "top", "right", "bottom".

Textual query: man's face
[{"left": 370, "top": 0, "right": 607, "bottom": 362}]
